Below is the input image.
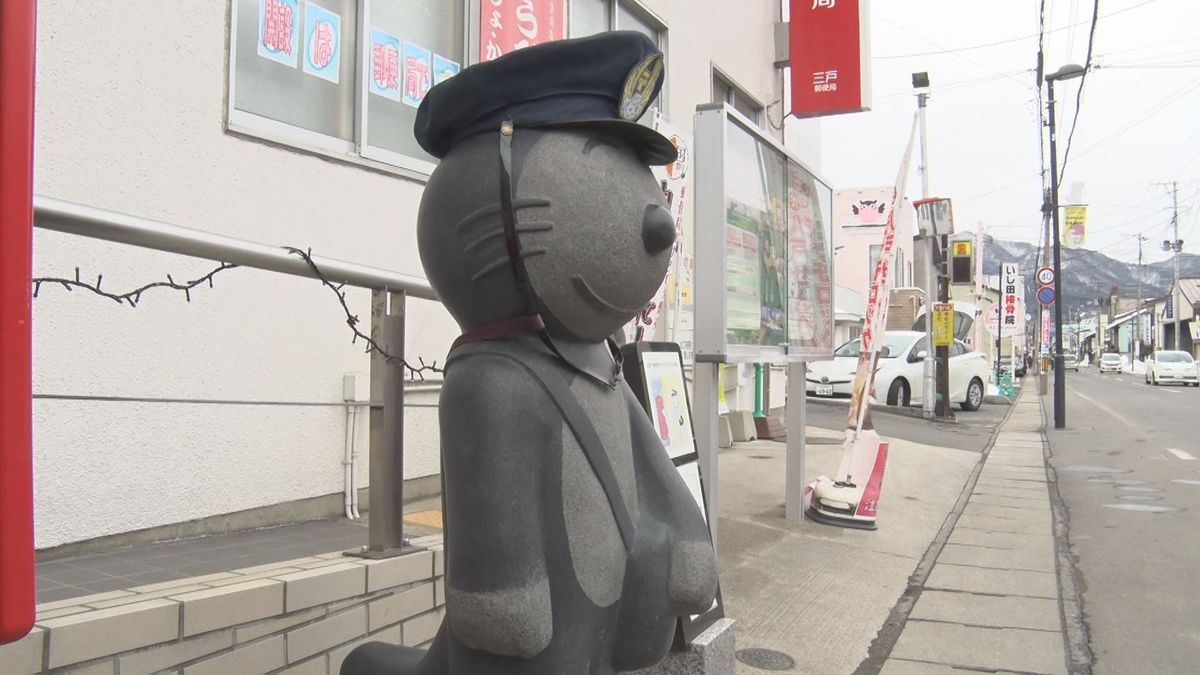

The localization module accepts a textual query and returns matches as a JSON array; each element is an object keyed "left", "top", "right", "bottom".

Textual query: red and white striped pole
[{"left": 0, "top": 0, "right": 37, "bottom": 645}]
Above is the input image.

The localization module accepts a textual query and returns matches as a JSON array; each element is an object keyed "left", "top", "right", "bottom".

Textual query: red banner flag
[
  {"left": 806, "top": 113, "right": 917, "bottom": 530},
  {"left": 479, "top": 0, "right": 564, "bottom": 63}
]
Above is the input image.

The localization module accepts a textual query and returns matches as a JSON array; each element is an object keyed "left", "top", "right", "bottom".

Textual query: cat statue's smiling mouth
[{"left": 572, "top": 275, "right": 647, "bottom": 316}]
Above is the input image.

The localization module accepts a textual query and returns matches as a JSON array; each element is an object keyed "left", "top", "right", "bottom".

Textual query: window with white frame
[
  {"left": 571, "top": 0, "right": 665, "bottom": 122},
  {"left": 229, "top": 0, "right": 470, "bottom": 175},
  {"left": 570, "top": 0, "right": 663, "bottom": 42},
  {"left": 229, "top": 1, "right": 664, "bottom": 174},
  {"left": 713, "top": 72, "right": 763, "bottom": 125}
]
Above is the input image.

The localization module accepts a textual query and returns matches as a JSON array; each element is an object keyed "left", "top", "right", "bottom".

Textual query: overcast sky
[{"left": 818, "top": 0, "right": 1200, "bottom": 265}]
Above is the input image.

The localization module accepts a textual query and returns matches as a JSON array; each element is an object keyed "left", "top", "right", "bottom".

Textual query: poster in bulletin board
[{"left": 694, "top": 105, "right": 834, "bottom": 364}]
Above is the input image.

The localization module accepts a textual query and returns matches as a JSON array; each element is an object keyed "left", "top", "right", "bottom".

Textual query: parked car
[
  {"left": 1063, "top": 353, "right": 1079, "bottom": 372},
  {"left": 1098, "top": 352, "right": 1123, "bottom": 374},
  {"left": 1144, "top": 350, "right": 1200, "bottom": 386},
  {"left": 806, "top": 331, "right": 989, "bottom": 411}
]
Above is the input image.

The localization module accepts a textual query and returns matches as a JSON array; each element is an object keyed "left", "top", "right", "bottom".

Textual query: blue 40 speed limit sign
[
  {"left": 1036, "top": 267, "right": 1054, "bottom": 285},
  {"left": 1037, "top": 285, "right": 1056, "bottom": 305}
]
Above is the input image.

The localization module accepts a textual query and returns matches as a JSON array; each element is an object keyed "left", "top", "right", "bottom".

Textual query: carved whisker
[
  {"left": 455, "top": 198, "right": 552, "bottom": 233},
  {"left": 463, "top": 221, "right": 556, "bottom": 254},
  {"left": 470, "top": 248, "right": 547, "bottom": 282}
]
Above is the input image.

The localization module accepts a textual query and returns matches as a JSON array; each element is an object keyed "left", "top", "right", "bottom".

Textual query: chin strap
[
  {"left": 494, "top": 120, "right": 621, "bottom": 387},
  {"left": 498, "top": 120, "right": 537, "bottom": 319}
]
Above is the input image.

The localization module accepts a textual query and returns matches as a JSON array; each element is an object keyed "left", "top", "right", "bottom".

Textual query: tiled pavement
[{"left": 36, "top": 515, "right": 442, "bottom": 605}]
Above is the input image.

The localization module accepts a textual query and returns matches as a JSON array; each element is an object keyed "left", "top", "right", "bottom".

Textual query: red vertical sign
[
  {"left": 480, "top": 0, "right": 565, "bottom": 63},
  {"left": 0, "top": 0, "right": 37, "bottom": 645},
  {"left": 789, "top": 0, "right": 871, "bottom": 118}
]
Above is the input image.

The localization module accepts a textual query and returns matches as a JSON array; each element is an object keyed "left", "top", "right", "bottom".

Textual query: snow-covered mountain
[{"left": 976, "top": 234, "right": 1200, "bottom": 315}]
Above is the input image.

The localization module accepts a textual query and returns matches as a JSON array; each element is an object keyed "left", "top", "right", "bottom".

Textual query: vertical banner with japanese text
[
  {"left": 804, "top": 112, "right": 916, "bottom": 527},
  {"left": 624, "top": 115, "right": 692, "bottom": 343},
  {"left": 1002, "top": 264, "right": 1020, "bottom": 337},
  {"left": 789, "top": 0, "right": 872, "bottom": 118},
  {"left": 480, "top": 0, "right": 564, "bottom": 63},
  {"left": 846, "top": 114, "right": 917, "bottom": 435},
  {"left": 1042, "top": 308, "right": 1052, "bottom": 352},
  {"left": 1063, "top": 205, "right": 1087, "bottom": 248}
]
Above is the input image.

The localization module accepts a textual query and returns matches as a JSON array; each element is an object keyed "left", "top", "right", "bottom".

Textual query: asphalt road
[
  {"left": 801, "top": 392, "right": 1010, "bottom": 453},
  {"left": 1047, "top": 366, "right": 1200, "bottom": 674}
]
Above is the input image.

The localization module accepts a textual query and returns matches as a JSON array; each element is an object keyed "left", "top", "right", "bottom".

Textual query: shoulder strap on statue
[{"left": 449, "top": 343, "right": 635, "bottom": 552}]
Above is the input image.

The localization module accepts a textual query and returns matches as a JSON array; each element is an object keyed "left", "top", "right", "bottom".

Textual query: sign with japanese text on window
[
  {"left": 789, "top": 0, "right": 872, "bottom": 118},
  {"left": 258, "top": 0, "right": 300, "bottom": 67},
  {"left": 479, "top": 0, "right": 565, "bottom": 63},
  {"left": 1002, "top": 264, "right": 1020, "bottom": 337}
]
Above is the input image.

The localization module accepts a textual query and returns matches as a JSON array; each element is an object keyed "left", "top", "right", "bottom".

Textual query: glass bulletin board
[{"left": 694, "top": 104, "right": 835, "bottom": 364}]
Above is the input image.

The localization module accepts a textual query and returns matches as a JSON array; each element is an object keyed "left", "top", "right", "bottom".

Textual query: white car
[
  {"left": 807, "top": 330, "right": 990, "bottom": 411},
  {"left": 1063, "top": 353, "right": 1079, "bottom": 372},
  {"left": 1098, "top": 352, "right": 1123, "bottom": 374},
  {"left": 1144, "top": 350, "right": 1200, "bottom": 386}
]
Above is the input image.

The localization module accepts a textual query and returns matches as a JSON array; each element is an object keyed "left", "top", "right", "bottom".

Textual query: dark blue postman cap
[{"left": 414, "top": 31, "right": 677, "bottom": 165}]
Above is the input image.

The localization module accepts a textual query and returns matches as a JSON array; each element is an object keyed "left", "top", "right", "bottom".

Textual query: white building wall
[
  {"left": 31, "top": 0, "right": 822, "bottom": 548},
  {"left": 31, "top": 1, "right": 455, "bottom": 549}
]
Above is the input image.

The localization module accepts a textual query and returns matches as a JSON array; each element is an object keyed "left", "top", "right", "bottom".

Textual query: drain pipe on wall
[
  {"left": 343, "top": 374, "right": 371, "bottom": 520},
  {"left": 342, "top": 404, "right": 356, "bottom": 519}
]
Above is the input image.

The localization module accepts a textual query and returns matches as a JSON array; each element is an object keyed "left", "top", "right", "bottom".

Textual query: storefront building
[{"left": 30, "top": 0, "right": 822, "bottom": 550}]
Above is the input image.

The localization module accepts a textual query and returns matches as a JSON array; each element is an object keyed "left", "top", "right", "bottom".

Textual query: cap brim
[{"left": 537, "top": 119, "right": 679, "bottom": 165}]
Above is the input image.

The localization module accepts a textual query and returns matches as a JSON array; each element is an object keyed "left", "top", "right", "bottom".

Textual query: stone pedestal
[{"left": 630, "top": 619, "right": 736, "bottom": 675}]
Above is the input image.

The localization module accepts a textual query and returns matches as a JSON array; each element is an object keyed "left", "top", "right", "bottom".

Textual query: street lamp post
[{"left": 1046, "top": 64, "right": 1086, "bottom": 430}]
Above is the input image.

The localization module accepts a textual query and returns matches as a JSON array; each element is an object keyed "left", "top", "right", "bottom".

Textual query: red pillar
[{"left": 0, "top": 0, "right": 37, "bottom": 645}]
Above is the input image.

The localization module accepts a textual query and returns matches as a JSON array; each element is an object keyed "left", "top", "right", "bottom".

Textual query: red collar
[{"left": 451, "top": 315, "right": 546, "bottom": 350}]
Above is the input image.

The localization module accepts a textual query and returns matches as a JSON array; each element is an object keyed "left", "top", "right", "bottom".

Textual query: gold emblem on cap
[
  {"left": 500, "top": 121, "right": 514, "bottom": 136},
  {"left": 620, "top": 53, "right": 664, "bottom": 121}
]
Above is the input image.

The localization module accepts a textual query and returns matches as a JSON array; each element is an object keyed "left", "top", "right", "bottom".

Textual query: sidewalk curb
[
  {"left": 1041, "top": 395, "right": 1094, "bottom": 674},
  {"left": 851, "top": 386, "right": 1021, "bottom": 675},
  {"left": 805, "top": 397, "right": 960, "bottom": 425}
]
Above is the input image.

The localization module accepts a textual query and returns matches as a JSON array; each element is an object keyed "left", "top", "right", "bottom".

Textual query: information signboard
[
  {"left": 618, "top": 342, "right": 725, "bottom": 644},
  {"left": 693, "top": 104, "right": 835, "bottom": 364}
]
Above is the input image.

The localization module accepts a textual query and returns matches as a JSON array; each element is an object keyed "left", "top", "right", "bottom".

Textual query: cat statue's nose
[{"left": 642, "top": 204, "right": 676, "bottom": 255}]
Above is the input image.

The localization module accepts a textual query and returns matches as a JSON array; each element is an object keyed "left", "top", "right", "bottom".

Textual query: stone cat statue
[{"left": 342, "top": 32, "right": 717, "bottom": 675}]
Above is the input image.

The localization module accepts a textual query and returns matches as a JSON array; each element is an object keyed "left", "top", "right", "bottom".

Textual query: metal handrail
[
  {"left": 31, "top": 195, "right": 432, "bottom": 559},
  {"left": 33, "top": 196, "right": 437, "bottom": 299}
]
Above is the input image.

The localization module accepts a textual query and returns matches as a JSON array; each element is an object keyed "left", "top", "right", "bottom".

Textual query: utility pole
[
  {"left": 974, "top": 223, "right": 984, "bottom": 357},
  {"left": 1045, "top": 66, "right": 1087, "bottom": 430},
  {"left": 1040, "top": 188, "right": 1053, "bottom": 378},
  {"left": 1135, "top": 234, "right": 1148, "bottom": 362},
  {"left": 915, "top": 78, "right": 936, "bottom": 419},
  {"left": 1171, "top": 181, "right": 1180, "bottom": 350},
  {"left": 1156, "top": 181, "right": 1182, "bottom": 349}
]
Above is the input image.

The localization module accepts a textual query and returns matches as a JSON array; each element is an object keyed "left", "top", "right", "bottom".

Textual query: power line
[
  {"left": 872, "top": 14, "right": 1033, "bottom": 90},
  {"left": 1096, "top": 34, "right": 1200, "bottom": 58},
  {"left": 1096, "top": 62, "right": 1200, "bottom": 69},
  {"left": 1056, "top": 0, "right": 1100, "bottom": 188},
  {"left": 874, "top": 69, "right": 1032, "bottom": 101},
  {"left": 1066, "top": 0, "right": 1081, "bottom": 59},
  {"left": 874, "top": 0, "right": 1158, "bottom": 59},
  {"left": 1072, "top": 75, "right": 1200, "bottom": 161}
]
